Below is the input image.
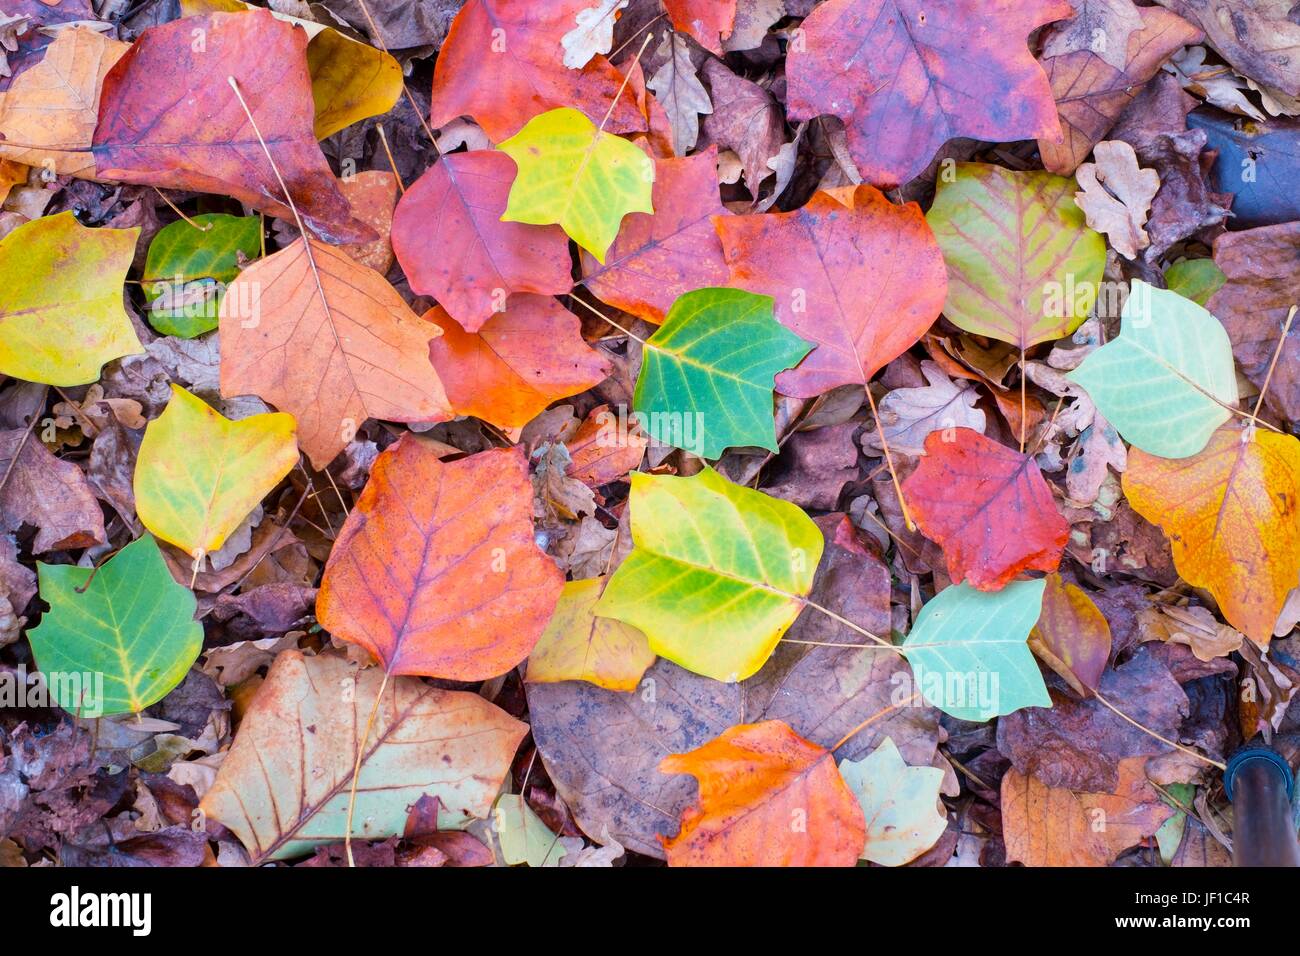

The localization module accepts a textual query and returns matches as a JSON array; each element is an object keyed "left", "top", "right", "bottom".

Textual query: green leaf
[
  {"left": 839, "top": 737, "right": 948, "bottom": 866},
  {"left": 493, "top": 794, "right": 568, "bottom": 867},
  {"left": 499, "top": 107, "right": 654, "bottom": 262},
  {"left": 634, "top": 288, "right": 812, "bottom": 459},
  {"left": 0, "top": 211, "right": 142, "bottom": 385},
  {"left": 142, "top": 214, "right": 262, "bottom": 338},
  {"left": 595, "top": 468, "right": 823, "bottom": 683},
  {"left": 28, "top": 536, "right": 202, "bottom": 716},
  {"left": 1068, "top": 280, "right": 1238, "bottom": 458},
  {"left": 1165, "top": 259, "right": 1226, "bottom": 307},
  {"left": 926, "top": 163, "right": 1106, "bottom": 349},
  {"left": 900, "top": 579, "right": 1050, "bottom": 722}
]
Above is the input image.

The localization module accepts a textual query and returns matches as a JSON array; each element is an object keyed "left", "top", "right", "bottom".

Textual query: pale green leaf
[{"left": 839, "top": 737, "right": 948, "bottom": 866}]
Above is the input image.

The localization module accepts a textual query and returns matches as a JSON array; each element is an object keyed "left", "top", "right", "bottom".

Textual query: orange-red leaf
[
  {"left": 1123, "top": 426, "right": 1300, "bottom": 646},
  {"left": 662, "top": 0, "right": 737, "bottom": 55},
  {"left": 786, "top": 0, "right": 1070, "bottom": 189},
  {"left": 316, "top": 437, "right": 564, "bottom": 680},
  {"left": 428, "top": 0, "right": 645, "bottom": 142},
  {"left": 580, "top": 147, "right": 729, "bottom": 324},
  {"left": 565, "top": 405, "right": 647, "bottom": 487},
  {"left": 903, "top": 428, "right": 1068, "bottom": 590},
  {"left": 392, "top": 150, "right": 572, "bottom": 333},
  {"left": 425, "top": 295, "right": 611, "bottom": 430},
  {"left": 660, "top": 720, "right": 866, "bottom": 866},
  {"left": 713, "top": 184, "right": 947, "bottom": 397},
  {"left": 91, "top": 10, "right": 365, "bottom": 244}
]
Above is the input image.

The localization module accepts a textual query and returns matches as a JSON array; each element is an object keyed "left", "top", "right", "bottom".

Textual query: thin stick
[
  {"left": 352, "top": 0, "right": 441, "bottom": 150},
  {"left": 864, "top": 384, "right": 915, "bottom": 531},
  {"left": 1248, "top": 304, "right": 1297, "bottom": 427},
  {"left": 344, "top": 669, "right": 391, "bottom": 867},
  {"left": 0, "top": 385, "right": 48, "bottom": 499},
  {"left": 831, "top": 691, "right": 922, "bottom": 753},
  {"left": 375, "top": 124, "right": 406, "bottom": 194},
  {"left": 324, "top": 465, "right": 351, "bottom": 519},
  {"left": 597, "top": 33, "right": 653, "bottom": 134},
  {"left": 567, "top": 293, "right": 649, "bottom": 345},
  {"left": 1095, "top": 691, "right": 1225, "bottom": 771},
  {"left": 152, "top": 188, "right": 213, "bottom": 231}
]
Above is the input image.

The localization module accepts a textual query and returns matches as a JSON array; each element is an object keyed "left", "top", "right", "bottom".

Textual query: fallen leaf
[
  {"left": 141, "top": 213, "right": 262, "bottom": 339},
  {"left": 0, "top": 427, "right": 106, "bottom": 553},
  {"left": 786, "top": 0, "right": 1071, "bottom": 188},
  {"left": 527, "top": 577, "right": 654, "bottom": 691},
  {"left": 595, "top": 468, "right": 822, "bottom": 682},
  {"left": 317, "top": 437, "right": 564, "bottom": 679},
  {"left": 659, "top": 720, "right": 865, "bottom": 866},
  {"left": 29, "top": 535, "right": 202, "bottom": 715},
  {"left": 338, "top": 171, "right": 398, "bottom": 274},
  {"left": 493, "top": 793, "right": 568, "bottom": 866},
  {"left": 1154, "top": 0, "right": 1300, "bottom": 96},
  {"left": 561, "top": 0, "right": 629, "bottom": 69},
  {"left": 646, "top": 32, "right": 710, "bottom": 156},
  {"left": 1139, "top": 604, "right": 1243, "bottom": 661},
  {"left": 1074, "top": 140, "right": 1160, "bottom": 259},
  {"left": 134, "top": 385, "right": 298, "bottom": 559},
  {"left": 1030, "top": 573, "right": 1113, "bottom": 696},
  {"left": 218, "top": 238, "right": 453, "bottom": 469},
  {"left": 839, "top": 737, "right": 947, "bottom": 866},
  {"left": 699, "top": 58, "right": 785, "bottom": 198},
  {"left": 1123, "top": 426, "right": 1300, "bottom": 646},
  {"left": 200, "top": 650, "right": 526, "bottom": 862},
  {"left": 91, "top": 10, "right": 365, "bottom": 243},
  {"left": 426, "top": 295, "right": 611, "bottom": 430},
  {"left": 861, "top": 360, "right": 986, "bottom": 458},
  {"left": 926, "top": 163, "right": 1106, "bottom": 349},
  {"left": 663, "top": 0, "right": 737, "bottom": 54},
  {"left": 903, "top": 429, "right": 1069, "bottom": 591},
  {"left": 564, "top": 405, "right": 648, "bottom": 487},
  {"left": 499, "top": 107, "right": 655, "bottom": 262},
  {"left": 1041, "top": 0, "right": 1145, "bottom": 71},
  {"left": 715, "top": 184, "right": 947, "bottom": 397},
  {"left": 0, "top": 211, "right": 141, "bottom": 386},
  {"left": 391, "top": 149, "right": 573, "bottom": 333}
]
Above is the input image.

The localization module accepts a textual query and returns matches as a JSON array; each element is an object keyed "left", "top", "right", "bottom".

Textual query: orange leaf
[
  {"left": 713, "top": 184, "right": 947, "bottom": 397},
  {"left": 786, "top": 0, "right": 1070, "bottom": 188},
  {"left": 429, "top": 0, "right": 646, "bottom": 143},
  {"left": 218, "top": 239, "right": 453, "bottom": 470},
  {"left": 392, "top": 150, "right": 572, "bottom": 332},
  {"left": 1030, "top": 573, "right": 1112, "bottom": 696},
  {"left": 565, "top": 405, "right": 647, "bottom": 487},
  {"left": 91, "top": 10, "right": 366, "bottom": 244},
  {"left": 580, "top": 147, "right": 730, "bottom": 324},
  {"left": 659, "top": 720, "right": 866, "bottom": 866},
  {"left": 902, "top": 428, "right": 1068, "bottom": 590},
  {"left": 338, "top": 170, "right": 398, "bottom": 274},
  {"left": 316, "top": 437, "right": 564, "bottom": 680},
  {"left": 662, "top": 0, "right": 737, "bottom": 55},
  {"left": 425, "top": 295, "right": 611, "bottom": 430},
  {"left": 1123, "top": 426, "right": 1300, "bottom": 646}
]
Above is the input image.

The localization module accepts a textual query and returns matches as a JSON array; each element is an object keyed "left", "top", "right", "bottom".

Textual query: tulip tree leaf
[
  {"left": 1068, "top": 281, "right": 1239, "bottom": 459},
  {"left": 595, "top": 468, "right": 823, "bottom": 682},
  {"left": 134, "top": 384, "right": 298, "bottom": 559},
  {"left": 900, "top": 579, "right": 1050, "bottom": 722},
  {"left": 499, "top": 107, "right": 655, "bottom": 262},
  {"left": 1164, "top": 259, "right": 1225, "bottom": 307},
  {"left": 142, "top": 213, "right": 262, "bottom": 338},
  {"left": 839, "top": 737, "right": 948, "bottom": 866},
  {"left": 0, "top": 211, "right": 142, "bottom": 385},
  {"left": 28, "top": 536, "right": 202, "bottom": 716},
  {"left": 634, "top": 288, "right": 813, "bottom": 459}
]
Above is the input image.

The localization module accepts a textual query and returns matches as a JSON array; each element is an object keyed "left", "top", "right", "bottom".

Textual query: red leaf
[
  {"left": 580, "top": 147, "right": 730, "bottom": 324},
  {"left": 662, "top": 0, "right": 737, "bottom": 55},
  {"left": 786, "top": 0, "right": 1071, "bottom": 188},
  {"left": 392, "top": 150, "right": 572, "bottom": 333},
  {"left": 902, "top": 428, "right": 1068, "bottom": 590},
  {"left": 713, "top": 184, "right": 947, "bottom": 397},
  {"left": 428, "top": 0, "right": 646, "bottom": 142},
  {"left": 91, "top": 10, "right": 365, "bottom": 244}
]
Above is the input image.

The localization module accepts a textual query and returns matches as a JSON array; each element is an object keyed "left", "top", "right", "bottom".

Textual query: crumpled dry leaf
[
  {"left": 862, "top": 361, "right": 986, "bottom": 458},
  {"left": 1139, "top": 604, "right": 1244, "bottom": 661},
  {"left": 0, "top": 427, "right": 105, "bottom": 553},
  {"left": 1074, "top": 140, "right": 1160, "bottom": 259},
  {"left": 646, "top": 32, "right": 711, "bottom": 157}
]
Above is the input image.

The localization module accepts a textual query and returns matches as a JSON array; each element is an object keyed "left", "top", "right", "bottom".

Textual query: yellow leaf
[
  {"left": 0, "top": 211, "right": 142, "bottom": 385},
  {"left": 527, "top": 577, "right": 655, "bottom": 691},
  {"left": 134, "top": 385, "right": 298, "bottom": 557},
  {"left": 499, "top": 107, "right": 654, "bottom": 262},
  {"left": 1123, "top": 425, "right": 1300, "bottom": 646}
]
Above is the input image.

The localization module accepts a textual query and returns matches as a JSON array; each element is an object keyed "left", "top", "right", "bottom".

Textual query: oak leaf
[
  {"left": 659, "top": 720, "right": 865, "bottom": 866},
  {"left": 786, "top": 0, "right": 1071, "bottom": 188},
  {"left": 218, "top": 239, "right": 452, "bottom": 470},
  {"left": 425, "top": 295, "right": 611, "bottom": 430},
  {"left": 316, "top": 437, "right": 564, "bottom": 680},
  {"left": 903, "top": 429, "right": 1069, "bottom": 591},
  {"left": 1074, "top": 140, "right": 1160, "bottom": 259},
  {"left": 715, "top": 184, "right": 947, "bottom": 397}
]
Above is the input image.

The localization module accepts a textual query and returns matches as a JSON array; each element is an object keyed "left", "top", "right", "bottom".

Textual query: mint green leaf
[
  {"left": 142, "top": 214, "right": 262, "bottom": 338},
  {"left": 901, "top": 579, "right": 1049, "bottom": 722},
  {"left": 29, "top": 535, "right": 202, "bottom": 716},
  {"left": 634, "top": 288, "right": 812, "bottom": 459},
  {"left": 1068, "top": 280, "right": 1238, "bottom": 459}
]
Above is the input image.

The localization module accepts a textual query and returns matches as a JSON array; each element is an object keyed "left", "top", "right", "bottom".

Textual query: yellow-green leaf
[
  {"left": 526, "top": 577, "right": 655, "bottom": 691},
  {"left": 594, "top": 468, "right": 822, "bottom": 682},
  {"left": 134, "top": 384, "right": 298, "bottom": 558},
  {"left": 0, "top": 211, "right": 142, "bottom": 385},
  {"left": 499, "top": 107, "right": 654, "bottom": 262}
]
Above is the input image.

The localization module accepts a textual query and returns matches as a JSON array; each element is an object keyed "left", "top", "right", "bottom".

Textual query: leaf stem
[
  {"left": 345, "top": 668, "right": 391, "bottom": 868},
  {"left": 567, "top": 293, "right": 649, "bottom": 345},
  {"left": 1094, "top": 690, "right": 1225, "bottom": 771},
  {"left": 374, "top": 124, "right": 406, "bottom": 194},
  {"left": 1248, "top": 303, "right": 1297, "bottom": 427},
  {"left": 830, "top": 690, "right": 922, "bottom": 753},
  {"left": 864, "top": 384, "right": 915, "bottom": 531}
]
